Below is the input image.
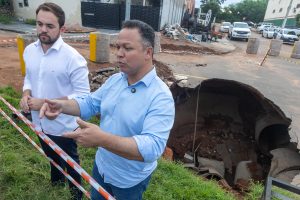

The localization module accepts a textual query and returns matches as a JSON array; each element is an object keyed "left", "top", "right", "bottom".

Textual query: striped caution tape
[
  {"left": 0, "top": 107, "right": 91, "bottom": 199},
  {"left": 0, "top": 35, "right": 88, "bottom": 44},
  {"left": 62, "top": 35, "right": 89, "bottom": 39},
  {"left": 0, "top": 38, "right": 17, "bottom": 44},
  {"left": 0, "top": 96, "right": 115, "bottom": 200}
]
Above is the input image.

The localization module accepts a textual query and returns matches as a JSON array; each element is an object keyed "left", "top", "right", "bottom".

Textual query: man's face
[
  {"left": 36, "top": 10, "right": 64, "bottom": 45},
  {"left": 116, "top": 28, "right": 150, "bottom": 76}
]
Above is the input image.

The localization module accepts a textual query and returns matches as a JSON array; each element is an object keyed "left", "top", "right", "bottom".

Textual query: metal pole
[
  {"left": 125, "top": 0, "right": 131, "bottom": 20},
  {"left": 282, "top": 0, "right": 293, "bottom": 28}
]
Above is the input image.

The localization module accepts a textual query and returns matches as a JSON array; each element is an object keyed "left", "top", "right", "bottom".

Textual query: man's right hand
[
  {"left": 20, "top": 95, "right": 31, "bottom": 113},
  {"left": 39, "top": 99, "right": 63, "bottom": 120}
]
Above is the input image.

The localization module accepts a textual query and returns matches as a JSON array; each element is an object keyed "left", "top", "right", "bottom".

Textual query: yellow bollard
[
  {"left": 17, "top": 35, "right": 26, "bottom": 76},
  {"left": 89, "top": 32, "right": 97, "bottom": 62}
]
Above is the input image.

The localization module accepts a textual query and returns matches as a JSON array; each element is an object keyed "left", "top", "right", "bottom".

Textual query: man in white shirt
[{"left": 19, "top": 3, "right": 90, "bottom": 200}]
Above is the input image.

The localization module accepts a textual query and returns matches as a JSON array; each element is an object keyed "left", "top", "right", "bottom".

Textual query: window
[
  {"left": 18, "top": 2, "right": 23, "bottom": 7},
  {"left": 272, "top": 9, "right": 275, "bottom": 13},
  {"left": 297, "top": 4, "right": 300, "bottom": 8},
  {"left": 279, "top": 8, "right": 283, "bottom": 12},
  {"left": 23, "top": 0, "right": 28, "bottom": 7}
]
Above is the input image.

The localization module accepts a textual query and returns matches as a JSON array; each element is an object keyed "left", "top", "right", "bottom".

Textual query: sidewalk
[{"left": 0, "top": 21, "right": 119, "bottom": 35}]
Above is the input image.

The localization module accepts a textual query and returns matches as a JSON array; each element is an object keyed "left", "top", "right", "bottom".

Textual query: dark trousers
[
  {"left": 38, "top": 133, "right": 83, "bottom": 200},
  {"left": 91, "top": 162, "right": 152, "bottom": 200}
]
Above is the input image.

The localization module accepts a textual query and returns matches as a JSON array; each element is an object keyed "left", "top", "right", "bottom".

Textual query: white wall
[
  {"left": 160, "top": 0, "right": 185, "bottom": 29},
  {"left": 264, "top": 0, "right": 300, "bottom": 21},
  {"left": 12, "top": 0, "right": 82, "bottom": 26}
]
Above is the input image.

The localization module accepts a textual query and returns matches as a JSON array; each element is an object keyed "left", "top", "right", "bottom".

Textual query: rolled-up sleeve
[
  {"left": 67, "top": 54, "right": 90, "bottom": 99},
  {"left": 133, "top": 92, "right": 175, "bottom": 163},
  {"left": 74, "top": 85, "right": 104, "bottom": 120}
]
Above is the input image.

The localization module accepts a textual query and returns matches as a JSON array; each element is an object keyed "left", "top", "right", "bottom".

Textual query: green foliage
[
  {"left": 201, "top": 0, "right": 222, "bottom": 21},
  {"left": 0, "top": 14, "right": 12, "bottom": 24},
  {"left": 218, "top": 0, "right": 268, "bottom": 23},
  {"left": 244, "top": 181, "right": 264, "bottom": 200},
  {"left": 145, "top": 159, "right": 236, "bottom": 200},
  {"left": 25, "top": 18, "right": 36, "bottom": 25},
  {"left": 0, "top": 0, "right": 10, "bottom": 6}
]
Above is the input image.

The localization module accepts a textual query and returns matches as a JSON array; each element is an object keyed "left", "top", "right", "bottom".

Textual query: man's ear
[
  {"left": 60, "top": 25, "right": 66, "bottom": 33},
  {"left": 145, "top": 46, "right": 153, "bottom": 60}
]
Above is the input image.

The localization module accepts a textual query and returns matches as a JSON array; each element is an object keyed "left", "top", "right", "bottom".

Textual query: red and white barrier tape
[
  {"left": 0, "top": 107, "right": 91, "bottom": 199},
  {"left": 0, "top": 96, "right": 115, "bottom": 200},
  {"left": 0, "top": 38, "right": 17, "bottom": 44}
]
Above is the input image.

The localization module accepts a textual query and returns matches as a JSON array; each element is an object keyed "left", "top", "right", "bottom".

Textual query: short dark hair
[
  {"left": 122, "top": 20, "right": 155, "bottom": 49},
  {"left": 36, "top": 3, "right": 65, "bottom": 27}
]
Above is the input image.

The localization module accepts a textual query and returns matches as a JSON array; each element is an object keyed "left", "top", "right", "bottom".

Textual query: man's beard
[{"left": 38, "top": 33, "right": 59, "bottom": 45}]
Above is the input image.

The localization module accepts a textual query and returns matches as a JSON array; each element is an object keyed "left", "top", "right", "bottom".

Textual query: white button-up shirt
[{"left": 23, "top": 36, "right": 90, "bottom": 136}]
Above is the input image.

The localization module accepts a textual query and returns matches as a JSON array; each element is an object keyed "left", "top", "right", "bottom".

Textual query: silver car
[{"left": 220, "top": 22, "right": 231, "bottom": 33}]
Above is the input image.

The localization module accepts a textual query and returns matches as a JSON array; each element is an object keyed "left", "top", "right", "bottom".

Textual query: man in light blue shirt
[{"left": 40, "top": 20, "right": 175, "bottom": 200}]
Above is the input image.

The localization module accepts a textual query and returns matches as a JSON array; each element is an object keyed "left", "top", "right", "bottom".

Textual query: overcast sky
[
  {"left": 222, "top": 0, "right": 243, "bottom": 7},
  {"left": 195, "top": 0, "right": 243, "bottom": 8}
]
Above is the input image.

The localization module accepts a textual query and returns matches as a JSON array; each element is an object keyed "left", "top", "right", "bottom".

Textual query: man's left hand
[
  {"left": 28, "top": 97, "right": 45, "bottom": 111},
  {"left": 63, "top": 118, "right": 102, "bottom": 147}
]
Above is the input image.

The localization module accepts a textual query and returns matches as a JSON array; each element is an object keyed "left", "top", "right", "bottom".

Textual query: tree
[
  {"left": 235, "top": 0, "right": 267, "bottom": 23},
  {"left": 201, "top": 0, "right": 221, "bottom": 21},
  {"left": 217, "top": 0, "right": 267, "bottom": 23}
]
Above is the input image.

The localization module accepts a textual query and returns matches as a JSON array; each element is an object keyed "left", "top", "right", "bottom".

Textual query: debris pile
[
  {"left": 89, "top": 67, "right": 118, "bottom": 92},
  {"left": 88, "top": 60, "right": 176, "bottom": 92},
  {"left": 162, "top": 24, "right": 202, "bottom": 43}
]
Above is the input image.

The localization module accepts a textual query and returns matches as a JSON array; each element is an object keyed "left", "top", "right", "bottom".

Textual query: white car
[
  {"left": 220, "top": 22, "right": 231, "bottom": 33},
  {"left": 228, "top": 22, "right": 251, "bottom": 41},
  {"left": 276, "top": 29, "right": 299, "bottom": 44},
  {"left": 262, "top": 27, "right": 275, "bottom": 39},
  {"left": 257, "top": 24, "right": 272, "bottom": 33}
]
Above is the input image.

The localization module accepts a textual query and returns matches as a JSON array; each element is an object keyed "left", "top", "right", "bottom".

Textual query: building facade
[
  {"left": 264, "top": 0, "right": 300, "bottom": 27},
  {"left": 13, "top": 0, "right": 188, "bottom": 30},
  {"left": 12, "top": 0, "right": 82, "bottom": 26}
]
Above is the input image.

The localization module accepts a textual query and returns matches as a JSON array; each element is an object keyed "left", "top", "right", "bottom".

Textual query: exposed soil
[
  {"left": 1, "top": 30, "right": 298, "bottom": 198},
  {"left": 161, "top": 36, "right": 222, "bottom": 55}
]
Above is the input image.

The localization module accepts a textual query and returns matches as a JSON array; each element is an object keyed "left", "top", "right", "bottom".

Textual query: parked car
[
  {"left": 276, "top": 29, "right": 299, "bottom": 44},
  {"left": 256, "top": 22, "right": 273, "bottom": 29},
  {"left": 262, "top": 27, "right": 275, "bottom": 39},
  {"left": 220, "top": 22, "right": 231, "bottom": 32},
  {"left": 228, "top": 22, "right": 251, "bottom": 41},
  {"left": 257, "top": 24, "right": 272, "bottom": 33}
]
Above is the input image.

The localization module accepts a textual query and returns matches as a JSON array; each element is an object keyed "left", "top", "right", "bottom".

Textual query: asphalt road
[{"left": 155, "top": 30, "right": 300, "bottom": 147}]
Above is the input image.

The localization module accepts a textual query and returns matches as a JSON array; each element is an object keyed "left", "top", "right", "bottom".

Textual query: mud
[{"left": 161, "top": 36, "right": 220, "bottom": 55}]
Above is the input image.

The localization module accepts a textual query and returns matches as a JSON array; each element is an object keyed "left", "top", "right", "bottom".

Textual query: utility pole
[
  {"left": 125, "top": 0, "right": 131, "bottom": 20},
  {"left": 282, "top": 0, "right": 293, "bottom": 28}
]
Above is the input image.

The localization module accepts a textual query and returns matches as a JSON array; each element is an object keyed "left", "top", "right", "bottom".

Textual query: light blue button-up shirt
[{"left": 75, "top": 68, "right": 175, "bottom": 188}]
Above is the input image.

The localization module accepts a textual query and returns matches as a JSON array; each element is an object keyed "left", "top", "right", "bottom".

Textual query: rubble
[
  {"left": 88, "top": 60, "right": 176, "bottom": 92},
  {"left": 162, "top": 23, "right": 201, "bottom": 43}
]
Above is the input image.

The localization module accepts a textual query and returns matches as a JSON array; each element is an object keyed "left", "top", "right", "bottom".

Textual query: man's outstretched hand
[
  {"left": 63, "top": 118, "right": 102, "bottom": 147},
  {"left": 39, "top": 99, "right": 63, "bottom": 120}
]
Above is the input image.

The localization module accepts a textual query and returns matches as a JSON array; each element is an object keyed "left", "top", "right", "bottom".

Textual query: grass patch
[
  {"left": 0, "top": 14, "right": 12, "bottom": 24},
  {"left": 25, "top": 18, "right": 36, "bottom": 25},
  {"left": 0, "top": 86, "right": 266, "bottom": 199}
]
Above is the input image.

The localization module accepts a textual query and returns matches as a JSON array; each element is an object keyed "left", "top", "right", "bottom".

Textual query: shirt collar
[
  {"left": 121, "top": 66, "right": 157, "bottom": 87},
  {"left": 34, "top": 36, "right": 63, "bottom": 51}
]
